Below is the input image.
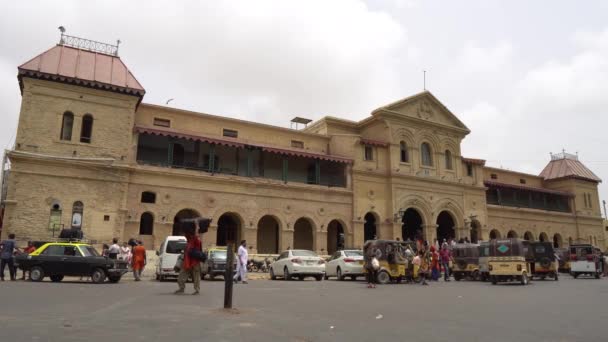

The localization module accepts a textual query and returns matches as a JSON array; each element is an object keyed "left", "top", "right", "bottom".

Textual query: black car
[
  {"left": 15, "top": 242, "right": 129, "bottom": 283},
  {"left": 201, "top": 247, "right": 236, "bottom": 280}
]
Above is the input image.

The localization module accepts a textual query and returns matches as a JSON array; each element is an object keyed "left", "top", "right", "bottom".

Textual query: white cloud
[{"left": 458, "top": 41, "right": 513, "bottom": 73}]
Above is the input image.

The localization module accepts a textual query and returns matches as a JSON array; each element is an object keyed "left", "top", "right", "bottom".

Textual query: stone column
[
  {"left": 317, "top": 229, "right": 328, "bottom": 256},
  {"left": 423, "top": 224, "right": 438, "bottom": 244},
  {"left": 352, "top": 220, "right": 365, "bottom": 249},
  {"left": 203, "top": 224, "right": 218, "bottom": 249},
  {"left": 393, "top": 222, "right": 402, "bottom": 241},
  {"left": 455, "top": 226, "right": 468, "bottom": 241},
  {"left": 243, "top": 225, "right": 258, "bottom": 254},
  {"left": 281, "top": 226, "right": 294, "bottom": 251}
]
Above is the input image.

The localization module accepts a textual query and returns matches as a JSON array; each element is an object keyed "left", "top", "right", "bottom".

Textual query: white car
[
  {"left": 324, "top": 249, "right": 364, "bottom": 280},
  {"left": 270, "top": 250, "right": 325, "bottom": 281},
  {"left": 569, "top": 244, "right": 603, "bottom": 279},
  {"left": 155, "top": 236, "right": 187, "bottom": 281}
]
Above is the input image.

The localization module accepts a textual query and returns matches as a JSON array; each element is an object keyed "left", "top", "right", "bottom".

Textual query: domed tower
[{"left": 2, "top": 31, "right": 144, "bottom": 242}]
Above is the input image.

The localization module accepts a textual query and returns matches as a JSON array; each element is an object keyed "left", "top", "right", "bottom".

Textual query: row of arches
[
  {"left": 488, "top": 229, "right": 567, "bottom": 248},
  {"left": 61, "top": 111, "right": 93, "bottom": 143},
  {"left": 398, "top": 141, "right": 454, "bottom": 170},
  {"left": 139, "top": 209, "right": 346, "bottom": 254},
  {"left": 363, "top": 208, "right": 472, "bottom": 243}
]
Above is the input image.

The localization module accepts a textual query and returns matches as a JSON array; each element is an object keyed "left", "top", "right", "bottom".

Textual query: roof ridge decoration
[{"left": 60, "top": 33, "right": 121, "bottom": 57}]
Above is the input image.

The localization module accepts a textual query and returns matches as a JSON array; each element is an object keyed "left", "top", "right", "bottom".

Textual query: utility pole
[{"left": 224, "top": 242, "right": 235, "bottom": 309}]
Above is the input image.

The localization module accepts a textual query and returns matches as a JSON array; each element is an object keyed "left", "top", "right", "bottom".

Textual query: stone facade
[{"left": 1, "top": 43, "right": 605, "bottom": 253}]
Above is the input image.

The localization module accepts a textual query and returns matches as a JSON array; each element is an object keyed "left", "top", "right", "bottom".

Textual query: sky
[{"left": 1, "top": 0, "right": 607, "bottom": 215}]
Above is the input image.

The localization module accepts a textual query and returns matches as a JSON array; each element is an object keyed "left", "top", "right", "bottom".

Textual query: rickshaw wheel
[
  {"left": 491, "top": 276, "right": 497, "bottom": 285},
  {"left": 595, "top": 272, "right": 601, "bottom": 279},
  {"left": 376, "top": 270, "right": 391, "bottom": 285},
  {"left": 554, "top": 273, "right": 559, "bottom": 281},
  {"left": 521, "top": 273, "right": 529, "bottom": 285},
  {"left": 472, "top": 270, "right": 480, "bottom": 281}
]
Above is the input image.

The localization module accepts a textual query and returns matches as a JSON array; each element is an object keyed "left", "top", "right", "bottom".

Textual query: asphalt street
[{"left": 1, "top": 274, "right": 607, "bottom": 342}]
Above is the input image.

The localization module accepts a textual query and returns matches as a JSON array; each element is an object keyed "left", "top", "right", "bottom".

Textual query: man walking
[
  {"left": 108, "top": 238, "right": 120, "bottom": 260},
  {"left": 1, "top": 233, "right": 20, "bottom": 281},
  {"left": 131, "top": 241, "right": 146, "bottom": 281},
  {"left": 175, "top": 224, "right": 202, "bottom": 295},
  {"left": 234, "top": 240, "right": 248, "bottom": 284}
]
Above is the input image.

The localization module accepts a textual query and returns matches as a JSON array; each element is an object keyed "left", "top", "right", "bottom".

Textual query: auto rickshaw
[
  {"left": 363, "top": 240, "right": 409, "bottom": 284},
  {"left": 478, "top": 242, "right": 490, "bottom": 281},
  {"left": 555, "top": 248, "right": 570, "bottom": 273},
  {"left": 488, "top": 238, "right": 532, "bottom": 285},
  {"left": 570, "top": 244, "right": 604, "bottom": 279},
  {"left": 451, "top": 244, "right": 480, "bottom": 281},
  {"left": 529, "top": 242, "right": 558, "bottom": 281}
]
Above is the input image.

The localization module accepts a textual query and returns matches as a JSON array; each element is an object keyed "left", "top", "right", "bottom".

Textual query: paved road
[{"left": 1, "top": 275, "right": 607, "bottom": 342}]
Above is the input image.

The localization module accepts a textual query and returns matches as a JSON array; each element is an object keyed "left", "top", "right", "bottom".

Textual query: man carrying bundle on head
[{"left": 175, "top": 217, "right": 211, "bottom": 295}]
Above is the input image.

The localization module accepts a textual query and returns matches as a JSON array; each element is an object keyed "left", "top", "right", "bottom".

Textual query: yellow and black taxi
[
  {"left": 488, "top": 238, "right": 532, "bottom": 285},
  {"left": 451, "top": 244, "right": 481, "bottom": 281},
  {"left": 15, "top": 241, "right": 129, "bottom": 283}
]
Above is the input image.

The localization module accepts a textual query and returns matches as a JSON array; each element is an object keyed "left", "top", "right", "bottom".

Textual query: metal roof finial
[{"left": 116, "top": 39, "right": 121, "bottom": 56}]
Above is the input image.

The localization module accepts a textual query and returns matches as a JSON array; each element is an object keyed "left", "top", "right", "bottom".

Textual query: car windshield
[
  {"left": 79, "top": 246, "right": 100, "bottom": 257},
  {"left": 344, "top": 251, "right": 363, "bottom": 257},
  {"left": 166, "top": 241, "right": 187, "bottom": 254},
  {"left": 211, "top": 251, "right": 227, "bottom": 259},
  {"left": 534, "top": 246, "right": 546, "bottom": 254},
  {"left": 292, "top": 250, "right": 318, "bottom": 257}
]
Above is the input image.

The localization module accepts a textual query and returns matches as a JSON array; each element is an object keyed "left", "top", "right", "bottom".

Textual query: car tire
[
  {"left": 91, "top": 268, "right": 106, "bottom": 284},
  {"left": 108, "top": 276, "right": 121, "bottom": 283},
  {"left": 521, "top": 273, "right": 529, "bottom": 285},
  {"left": 472, "top": 270, "right": 480, "bottom": 281},
  {"left": 376, "top": 270, "right": 391, "bottom": 285},
  {"left": 284, "top": 267, "right": 292, "bottom": 281},
  {"left": 324, "top": 274, "right": 329, "bottom": 280},
  {"left": 337, "top": 267, "right": 344, "bottom": 281},
  {"left": 350, "top": 276, "right": 356, "bottom": 281},
  {"left": 30, "top": 266, "right": 45, "bottom": 282},
  {"left": 572, "top": 272, "right": 578, "bottom": 279},
  {"left": 50, "top": 275, "right": 64, "bottom": 282},
  {"left": 155, "top": 273, "right": 160, "bottom": 281},
  {"left": 595, "top": 272, "right": 601, "bottom": 279},
  {"left": 315, "top": 275, "right": 323, "bottom": 281},
  {"left": 209, "top": 274, "right": 215, "bottom": 281},
  {"left": 270, "top": 268, "right": 277, "bottom": 280},
  {"left": 491, "top": 275, "right": 497, "bottom": 285},
  {"left": 454, "top": 273, "right": 462, "bottom": 281},
  {"left": 298, "top": 275, "right": 305, "bottom": 281}
]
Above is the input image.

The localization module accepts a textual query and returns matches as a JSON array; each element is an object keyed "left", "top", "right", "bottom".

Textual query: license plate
[{"left": 306, "top": 261, "right": 314, "bottom": 265}]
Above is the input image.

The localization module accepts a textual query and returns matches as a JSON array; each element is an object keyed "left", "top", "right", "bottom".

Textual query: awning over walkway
[
  {"left": 484, "top": 180, "right": 574, "bottom": 197},
  {"left": 134, "top": 126, "right": 353, "bottom": 164}
]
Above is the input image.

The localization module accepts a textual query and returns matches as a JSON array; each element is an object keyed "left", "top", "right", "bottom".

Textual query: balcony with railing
[{"left": 485, "top": 181, "right": 572, "bottom": 213}]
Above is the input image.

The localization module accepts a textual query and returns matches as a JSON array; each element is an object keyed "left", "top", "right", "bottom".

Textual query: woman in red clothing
[
  {"left": 131, "top": 241, "right": 147, "bottom": 281},
  {"left": 430, "top": 245, "right": 440, "bottom": 281}
]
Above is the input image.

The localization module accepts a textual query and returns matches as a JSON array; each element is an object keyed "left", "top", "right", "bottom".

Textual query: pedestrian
[
  {"left": 175, "top": 222, "right": 202, "bottom": 295},
  {"left": 363, "top": 243, "right": 378, "bottom": 288},
  {"left": 101, "top": 243, "right": 110, "bottom": 257},
  {"left": 108, "top": 238, "right": 120, "bottom": 260},
  {"left": 440, "top": 244, "right": 451, "bottom": 281},
  {"left": 132, "top": 241, "right": 147, "bottom": 281},
  {"left": 21, "top": 241, "right": 36, "bottom": 280},
  {"left": 430, "top": 245, "right": 440, "bottom": 281},
  {"left": 418, "top": 250, "right": 429, "bottom": 285},
  {"left": 234, "top": 240, "right": 249, "bottom": 284},
  {"left": 0, "top": 233, "right": 20, "bottom": 281},
  {"left": 119, "top": 242, "right": 132, "bottom": 264}
]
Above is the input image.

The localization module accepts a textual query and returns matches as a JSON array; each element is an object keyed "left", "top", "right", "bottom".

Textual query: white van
[{"left": 155, "top": 236, "right": 187, "bottom": 281}]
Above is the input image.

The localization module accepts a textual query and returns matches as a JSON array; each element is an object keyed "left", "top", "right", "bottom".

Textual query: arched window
[
  {"left": 71, "top": 201, "right": 84, "bottom": 229},
  {"left": 139, "top": 212, "right": 154, "bottom": 235},
  {"left": 399, "top": 141, "right": 409, "bottom": 163},
  {"left": 421, "top": 142, "right": 433, "bottom": 166},
  {"left": 80, "top": 114, "right": 94, "bottom": 143},
  {"left": 141, "top": 191, "right": 156, "bottom": 204},
  {"left": 445, "top": 150, "right": 453, "bottom": 170},
  {"left": 60, "top": 112, "right": 74, "bottom": 141}
]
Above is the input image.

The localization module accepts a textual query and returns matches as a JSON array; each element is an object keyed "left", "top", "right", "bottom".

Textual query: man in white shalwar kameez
[{"left": 234, "top": 240, "right": 248, "bottom": 284}]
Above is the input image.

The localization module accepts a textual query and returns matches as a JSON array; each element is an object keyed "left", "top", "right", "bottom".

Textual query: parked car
[
  {"left": 570, "top": 244, "right": 603, "bottom": 279},
  {"left": 14, "top": 242, "right": 128, "bottom": 283},
  {"left": 324, "top": 249, "right": 364, "bottom": 280},
  {"left": 155, "top": 236, "right": 187, "bottom": 281},
  {"left": 201, "top": 247, "right": 237, "bottom": 280},
  {"left": 270, "top": 250, "right": 325, "bottom": 281}
]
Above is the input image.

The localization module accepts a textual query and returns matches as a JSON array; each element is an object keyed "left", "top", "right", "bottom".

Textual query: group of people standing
[{"left": 103, "top": 238, "right": 147, "bottom": 281}]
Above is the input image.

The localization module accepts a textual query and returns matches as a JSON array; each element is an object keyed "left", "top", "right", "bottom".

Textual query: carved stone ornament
[
  {"left": 417, "top": 101, "right": 434, "bottom": 120},
  {"left": 206, "top": 196, "right": 217, "bottom": 208},
  {"left": 161, "top": 194, "right": 171, "bottom": 205}
]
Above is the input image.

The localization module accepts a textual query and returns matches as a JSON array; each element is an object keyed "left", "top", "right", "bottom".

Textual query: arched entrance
[
  {"left": 553, "top": 233, "right": 563, "bottom": 248},
  {"left": 507, "top": 230, "right": 518, "bottom": 238},
  {"left": 257, "top": 215, "right": 280, "bottom": 254},
  {"left": 217, "top": 213, "right": 241, "bottom": 246},
  {"left": 524, "top": 231, "right": 534, "bottom": 241},
  {"left": 327, "top": 220, "right": 345, "bottom": 255},
  {"left": 294, "top": 218, "right": 314, "bottom": 250},
  {"left": 402, "top": 208, "right": 423, "bottom": 242},
  {"left": 364, "top": 213, "right": 377, "bottom": 242},
  {"left": 470, "top": 220, "right": 481, "bottom": 243},
  {"left": 539, "top": 232, "right": 548, "bottom": 242},
  {"left": 173, "top": 209, "right": 200, "bottom": 235},
  {"left": 436, "top": 211, "right": 455, "bottom": 243},
  {"left": 489, "top": 229, "right": 501, "bottom": 240}
]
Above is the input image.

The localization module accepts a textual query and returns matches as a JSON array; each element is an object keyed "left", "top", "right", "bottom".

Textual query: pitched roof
[
  {"left": 18, "top": 44, "right": 145, "bottom": 97},
  {"left": 539, "top": 154, "right": 601, "bottom": 183}
]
